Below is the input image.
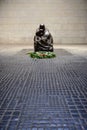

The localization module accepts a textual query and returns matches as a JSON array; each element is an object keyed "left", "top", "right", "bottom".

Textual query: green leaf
[{"left": 28, "top": 51, "right": 56, "bottom": 59}]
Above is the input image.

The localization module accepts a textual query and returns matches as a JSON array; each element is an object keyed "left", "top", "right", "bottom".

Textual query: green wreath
[{"left": 28, "top": 51, "right": 56, "bottom": 59}]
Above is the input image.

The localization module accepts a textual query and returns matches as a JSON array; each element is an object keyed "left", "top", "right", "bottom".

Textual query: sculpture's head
[
  {"left": 39, "top": 24, "right": 45, "bottom": 31},
  {"left": 39, "top": 24, "right": 45, "bottom": 36}
]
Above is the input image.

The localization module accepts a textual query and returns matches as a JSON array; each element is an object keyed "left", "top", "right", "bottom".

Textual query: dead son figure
[{"left": 34, "top": 24, "right": 54, "bottom": 52}]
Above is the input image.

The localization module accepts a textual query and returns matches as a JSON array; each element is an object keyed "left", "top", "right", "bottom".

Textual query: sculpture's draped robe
[{"left": 34, "top": 29, "right": 53, "bottom": 52}]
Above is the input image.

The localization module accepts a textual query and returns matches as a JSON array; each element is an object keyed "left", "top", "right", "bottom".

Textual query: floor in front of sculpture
[{"left": 0, "top": 45, "right": 87, "bottom": 130}]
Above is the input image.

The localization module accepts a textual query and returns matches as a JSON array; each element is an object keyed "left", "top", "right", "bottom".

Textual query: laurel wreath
[{"left": 28, "top": 51, "right": 56, "bottom": 59}]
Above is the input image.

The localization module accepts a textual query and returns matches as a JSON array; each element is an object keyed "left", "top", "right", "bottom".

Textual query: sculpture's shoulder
[
  {"left": 45, "top": 29, "right": 50, "bottom": 36},
  {"left": 44, "top": 29, "right": 52, "bottom": 38},
  {"left": 35, "top": 28, "right": 41, "bottom": 36}
]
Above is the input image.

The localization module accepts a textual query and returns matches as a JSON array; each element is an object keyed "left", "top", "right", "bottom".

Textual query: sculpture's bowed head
[{"left": 39, "top": 24, "right": 45, "bottom": 31}]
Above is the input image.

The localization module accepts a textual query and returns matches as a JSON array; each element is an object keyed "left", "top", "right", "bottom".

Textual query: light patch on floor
[{"left": 0, "top": 45, "right": 87, "bottom": 57}]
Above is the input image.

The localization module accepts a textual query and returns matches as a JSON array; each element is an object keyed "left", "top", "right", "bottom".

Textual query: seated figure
[{"left": 34, "top": 24, "right": 54, "bottom": 52}]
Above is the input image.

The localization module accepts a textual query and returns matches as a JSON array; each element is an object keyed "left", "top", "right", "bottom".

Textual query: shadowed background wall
[{"left": 0, "top": 0, "right": 87, "bottom": 45}]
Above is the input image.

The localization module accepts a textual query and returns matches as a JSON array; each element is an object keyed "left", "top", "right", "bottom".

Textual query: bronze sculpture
[{"left": 34, "top": 24, "right": 53, "bottom": 52}]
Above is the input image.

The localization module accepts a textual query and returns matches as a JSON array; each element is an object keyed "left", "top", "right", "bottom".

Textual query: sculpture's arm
[
  {"left": 45, "top": 34, "right": 53, "bottom": 45},
  {"left": 34, "top": 35, "right": 41, "bottom": 42}
]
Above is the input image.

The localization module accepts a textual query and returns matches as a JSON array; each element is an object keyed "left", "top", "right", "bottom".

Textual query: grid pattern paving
[{"left": 0, "top": 49, "right": 87, "bottom": 130}]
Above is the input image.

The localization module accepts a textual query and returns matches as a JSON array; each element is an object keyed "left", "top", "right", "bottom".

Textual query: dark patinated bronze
[{"left": 34, "top": 24, "right": 54, "bottom": 52}]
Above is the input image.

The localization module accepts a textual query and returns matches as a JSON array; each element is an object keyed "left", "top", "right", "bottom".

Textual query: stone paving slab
[{"left": 0, "top": 49, "right": 87, "bottom": 130}]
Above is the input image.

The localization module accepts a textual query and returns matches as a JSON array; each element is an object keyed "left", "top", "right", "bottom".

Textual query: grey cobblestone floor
[{"left": 0, "top": 49, "right": 87, "bottom": 130}]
